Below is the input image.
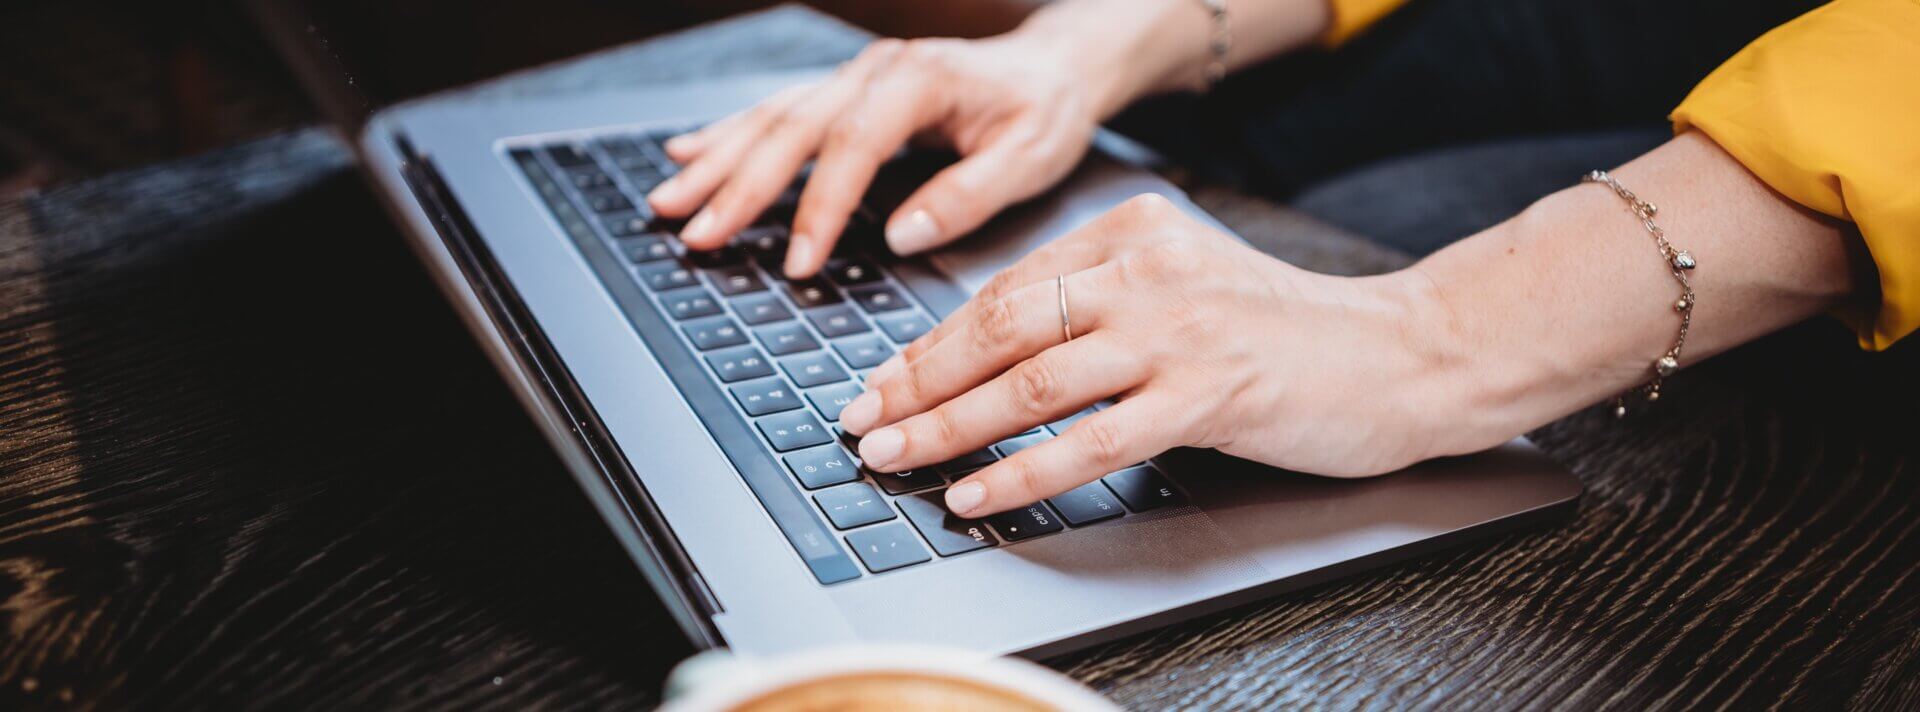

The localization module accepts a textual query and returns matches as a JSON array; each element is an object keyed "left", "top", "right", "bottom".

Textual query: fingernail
[
  {"left": 840, "top": 391, "right": 881, "bottom": 434},
  {"left": 663, "top": 134, "right": 695, "bottom": 155},
  {"left": 869, "top": 354, "right": 904, "bottom": 383},
  {"left": 784, "top": 233, "right": 816, "bottom": 279},
  {"left": 886, "top": 210, "right": 942, "bottom": 255},
  {"left": 682, "top": 209, "right": 716, "bottom": 243},
  {"left": 858, "top": 427, "right": 904, "bottom": 470},
  {"left": 945, "top": 481, "right": 986, "bottom": 515}
]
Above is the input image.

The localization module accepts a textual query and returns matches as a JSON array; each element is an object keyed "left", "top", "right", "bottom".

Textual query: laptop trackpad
[{"left": 924, "top": 156, "right": 1228, "bottom": 295}]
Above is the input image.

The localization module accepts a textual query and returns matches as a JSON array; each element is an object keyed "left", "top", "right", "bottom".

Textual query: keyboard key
[
  {"left": 784, "top": 445, "right": 860, "bottom": 489},
  {"left": 1048, "top": 407, "right": 1100, "bottom": 434},
  {"left": 755, "top": 321, "right": 820, "bottom": 356},
  {"left": 585, "top": 190, "right": 634, "bottom": 214},
  {"left": 707, "top": 264, "right": 766, "bottom": 295},
  {"left": 596, "top": 136, "right": 645, "bottom": 158},
  {"left": 730, "top": 293, "right": 794, "bottom": 325},
  {"left": 605, "top": 213, "right": 652, "bottom": 237},
  {"left": 687, "top": 245, "right": 746, "bottom": 268},
  {"left": 845, "top": 523, "right": 933, "bottom": 573},
  {"left": 806, "top": 381, "right": 864, "bottom": 422},
  {"left": 1047, "top": 481, "right": 1126, "bottom": 526},
  {"left": 661, "top": 288, "right": 723, "bottom": 320},
  {"left": 781, "top": 352, "right": 850, "bottom": 388},
  {"left": 638, "top": 261, "right": 698, "bottom": 292},
  {"left": 620, "top": 234, "right": 676, "bottom": 263},
  {"left": 875, "top": 312, "right": 934, "bottom": 344},
  {"left": 730, "top": 377, "right": 801, "bottom": 416},
  {"left": 832, "top": 335, "right": 894, "bottom": 369},
  {"left": 849, "top": 285, "right": 910, "bottom": 313},
  {"left": 825, "top": 257, "right": 883, "bottom": 286},
  {"left": 682, "top": 316, "right": 748, "bottom": 350},
  {"left": 758, "top": 411, "right": 832, "bottom": 452},
  {"left": 994, "top": 432, "right": 1052, "bottom": 458},
  {"left": 545, "top": 143, "right": 595, "bottom": 166},
  {"left": 813, "top": 483, "right": 896, "bottom": 530},
  {"left": 622, "top": 166, "right": 667, "bottom": 189},
  {"left": 833, "top": 424, "right": 861, "bottom": 450},
  {"left": 705, "top": 346, "right": 775, "bottom": 383},
  {"left": 898, "top": 492, "right": 997, "bottom": 556},
  {"left": 738, "top": 225, "right": 787, "bottom": 256},
  {"left": 871, "top": 468, "right": 944, "bottom": 495},
  {"left": 807, "top": 305, "right": 869, "bottom": 337},
  {"left": 935, "top": 448, "right": 1000, "bottom": 477},
  {"left": 786, "top": 279, "right": 843, "bottom": 308},
  {"left": 1104, "top": 466, "right": 1185, "bottom": 512},
  {"left": 567, "top": 169, "right": 614, "bottom": 190},
  {"left": 987, "top": 503, "right": 1065, "bottom": 542}
]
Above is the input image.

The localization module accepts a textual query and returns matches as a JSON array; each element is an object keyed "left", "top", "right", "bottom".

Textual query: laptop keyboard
[{"left": 509, "top": 129, "right": 1186, "bottom": 584}]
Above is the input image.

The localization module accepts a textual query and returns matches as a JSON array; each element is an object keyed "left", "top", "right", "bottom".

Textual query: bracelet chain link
[
  {"left": 1583, "top": 169, "right": 1698, "bottom": 417},
  {"left": 1199, "top": 0, "right": 1231, "bottom": 88}
]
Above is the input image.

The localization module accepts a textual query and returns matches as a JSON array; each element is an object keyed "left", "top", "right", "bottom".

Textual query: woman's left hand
[{"left": 837, "top": 194, "right": 1508, "bottom": 518}]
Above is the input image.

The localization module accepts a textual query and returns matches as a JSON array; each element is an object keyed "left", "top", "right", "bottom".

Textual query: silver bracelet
[
  {"left": 1199, "top": 0, "right": 1231, "bottom": 88},
  {"left": 1583, "top": 170, "right": 1698, "bottom": 418}
]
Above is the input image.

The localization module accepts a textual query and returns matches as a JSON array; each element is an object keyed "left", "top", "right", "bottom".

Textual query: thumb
[{"left": 883, "top": 133, "right": 1079, "bottom": 255}]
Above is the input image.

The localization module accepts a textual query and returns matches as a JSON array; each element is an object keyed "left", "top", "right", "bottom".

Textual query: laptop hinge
[{"left": 393, "top": 134, "right": 725, "bottom": 647}]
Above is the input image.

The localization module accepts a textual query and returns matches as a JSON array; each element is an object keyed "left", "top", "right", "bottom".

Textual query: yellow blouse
[{"left": 1326, "top": 0, "right": 1920, "bottom": 350}]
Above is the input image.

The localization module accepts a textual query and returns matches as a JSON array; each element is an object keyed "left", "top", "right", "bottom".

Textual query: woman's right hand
[{"left": 645, "top": 32, "right": 1117, "bottom": 279}]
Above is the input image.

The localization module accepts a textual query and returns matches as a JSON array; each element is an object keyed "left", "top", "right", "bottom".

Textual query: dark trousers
[{"left": 1113, "top": 0, "right": 1826, "bottom": 255}]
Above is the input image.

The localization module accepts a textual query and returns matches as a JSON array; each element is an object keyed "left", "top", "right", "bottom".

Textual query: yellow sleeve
[
  {"left": 1323, "top": 0, "right": 1414, "bottom": 47},
  {"left": 1671, "top": 0, "right": 1920, "bottom": 350}
]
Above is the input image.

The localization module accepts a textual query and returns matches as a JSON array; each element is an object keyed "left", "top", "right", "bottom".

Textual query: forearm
[
  {"left": 1405, "top": 131, "right": 1860, "bottom": 453},
  {"left": 1007, "top": 0, "right": 1333, "bottom": 119}
]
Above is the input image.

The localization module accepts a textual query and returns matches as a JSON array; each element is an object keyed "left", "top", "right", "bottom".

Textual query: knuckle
[
  {"left": 1127, "top": 240, "right": 1205, "bottom": 284},
  {"left": 1002, "top": 457, "right": 1048, "bottom": 501},
  {"left": 897, "top": 38, "right": 939, "bottom": 65},
  {"left": 1077, "top": 418, "right": 1129, "bottom": 467},
  {"left": 974, "top": 297, "right": 1022, "bottom": 348},
  {"left": 980, "top": 270, "right": 1023, "bottom": 302},
  {"left": 823, "top": 116, "right": 866, "bottom": 152},
  {"left": 1011, "top": 359, "right": 1063, "bottom": 411},
  {"left": 1117, "top": 192, "right": 1176, "bottom": 221},
  {"left": 921, "top": 407, "right": 963, "bottom": 449}
]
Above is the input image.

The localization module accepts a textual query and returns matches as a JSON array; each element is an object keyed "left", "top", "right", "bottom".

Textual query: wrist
[
  {"left": 1008, "top": 0, "right": 1215, "bottom": 119},
  {"left": 1365, "top": 268, "right": 1541, "bottom": 460}
]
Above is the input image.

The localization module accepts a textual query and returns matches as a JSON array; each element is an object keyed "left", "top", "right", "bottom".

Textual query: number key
[
  {"left": 730, "top": 377, "right": 801, "bottom": 416},
  {"left": 784, "top": 445, "right": 859, "bottom": 489},
  {"left": 705, "top": 346, "right": 775, "bottom": 383},
  {"left": 682, "top": 316, "right": 748, "bottom": 350},
  {"left": 638, "top": 261, "right": 698, "bottom": 292},
  {"left": 758, "top": 411, "right": 832, "bottom": 452}
]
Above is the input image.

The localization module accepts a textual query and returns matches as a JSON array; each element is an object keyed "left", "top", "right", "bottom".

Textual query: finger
[
  {"left": 854, "top": 332, "right": 1148, "bottom": 474},
  {"left": 660, "top": 116, "right": 735, "bottom": 164},
  {"left": 785, "top": 55, "right": 946, "bottom": 278},
  {"left": 945, "top": 392, "right": 1180, "bottom": 518},
  {"left": 883, "top": 122, "right": 1074, "bottom": 256},
  {"left": 678, "top": 74, "right": 876, "bottom": 249},
  {"left": 645, "top": 84, "right": 809, "bottom": 220},
  {"left": 845, "top": 269, "right": 1116, "bottom": 436}
]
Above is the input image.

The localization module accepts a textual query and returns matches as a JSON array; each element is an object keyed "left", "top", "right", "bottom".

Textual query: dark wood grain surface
[{"left": 4, "top": 7, "right": 1919, "bottom": 710}]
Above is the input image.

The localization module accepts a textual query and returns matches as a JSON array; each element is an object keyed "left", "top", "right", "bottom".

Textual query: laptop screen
[{"left": 246, "top": 0, "right": 742, "bottom": 129}]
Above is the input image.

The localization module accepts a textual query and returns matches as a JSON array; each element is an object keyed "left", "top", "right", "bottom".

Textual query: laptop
[{"left": 258, "top": 6, "right": 1581, "bottom": 657}]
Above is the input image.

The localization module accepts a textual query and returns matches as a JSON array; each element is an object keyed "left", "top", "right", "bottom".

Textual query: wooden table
[{"left": 4, "top": 7, "right": 1917, "bottom": 710}]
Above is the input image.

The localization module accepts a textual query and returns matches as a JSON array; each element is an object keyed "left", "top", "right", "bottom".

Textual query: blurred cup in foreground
[{"left": 660, "top": 644, "right": 1119, "bottom": 712}]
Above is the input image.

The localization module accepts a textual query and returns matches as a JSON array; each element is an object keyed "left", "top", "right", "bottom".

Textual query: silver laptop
[{"left": 325, "top": 57, "right": 1581, "bottom": 657}]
